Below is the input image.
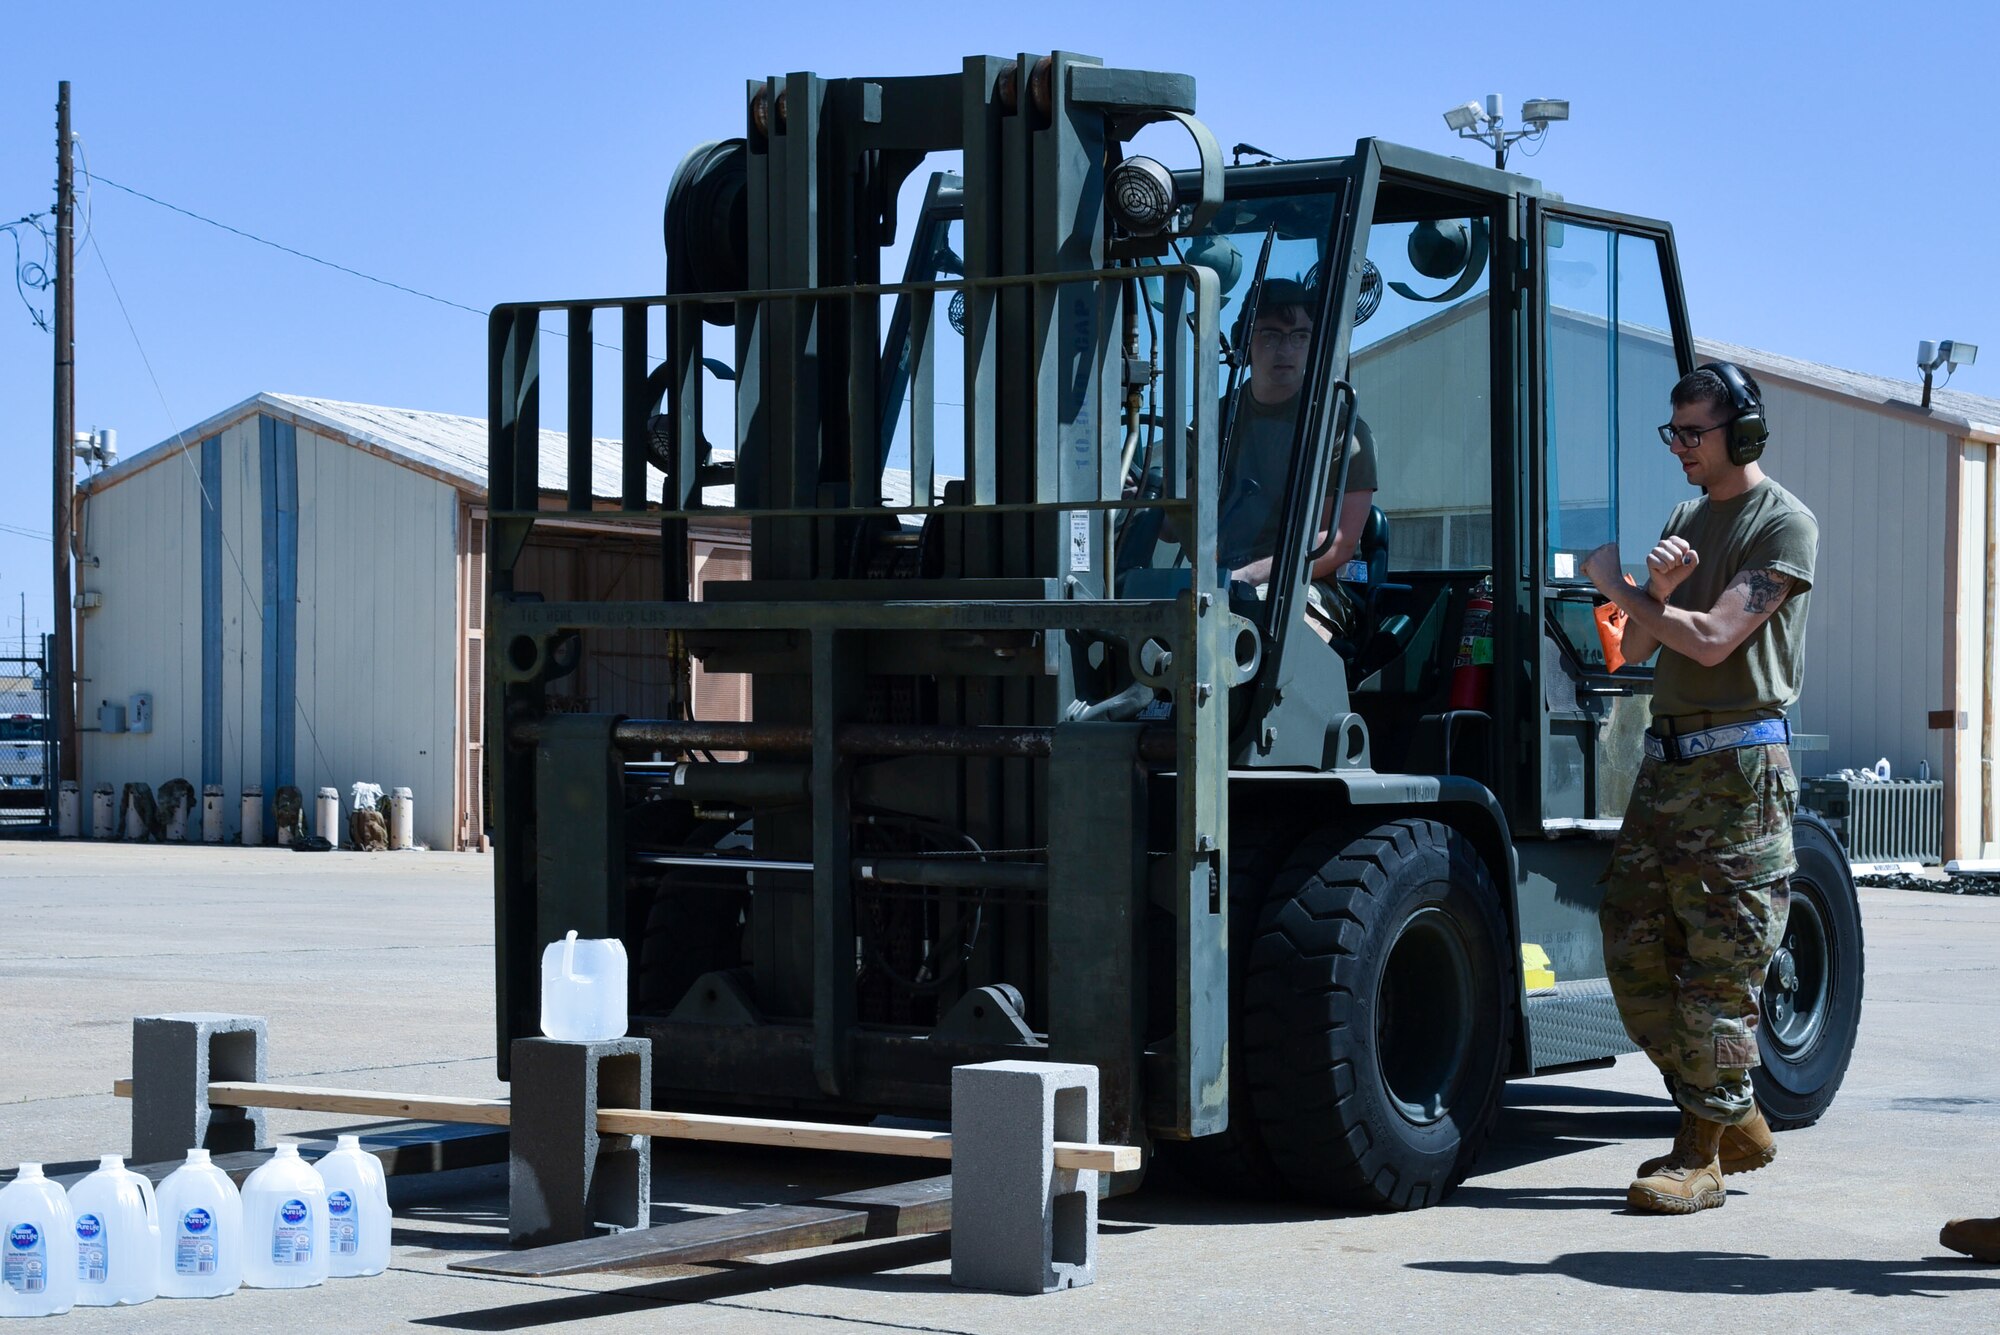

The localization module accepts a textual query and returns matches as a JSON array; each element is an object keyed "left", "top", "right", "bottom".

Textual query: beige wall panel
[
  {"left": 1949, "top": 443, "right": 1989, "bottom": 857},
  {"left": 292, "top": 430, "right": 460, "bottom": 849},
  {"left": 219, "top": 417, "right": 264, "bottom": 830},
  {"left": 76, "top": 449, "right": 204, "bottom": 803},
  {"left": 1755, "top": 382, "right": 1948, "bottom": 785}
]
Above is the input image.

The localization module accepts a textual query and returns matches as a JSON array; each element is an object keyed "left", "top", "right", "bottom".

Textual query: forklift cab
[{"left": 885, "top": 138, "right": 1701, "bottom": 815}]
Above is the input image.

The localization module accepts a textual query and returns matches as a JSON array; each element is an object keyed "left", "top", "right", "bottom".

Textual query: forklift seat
[{"left": 1334, "top": 506, "right": 1416, "bottom": 667}]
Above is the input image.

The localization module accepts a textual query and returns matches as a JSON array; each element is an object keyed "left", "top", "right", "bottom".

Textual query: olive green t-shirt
[
  {"left": 1217, "top": 391, "right": 1378, "bottom": 569},
  {"left": 1650, "top": 477, "right": 1817, "bottom": 721}
]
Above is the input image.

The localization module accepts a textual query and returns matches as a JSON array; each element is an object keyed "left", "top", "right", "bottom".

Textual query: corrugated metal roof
[
  {"left": 1696, "top": 338, "right": 2000, "bottom": 441},
  {"left": 84, "top": 391, "right": 930, "bottom": 506}
]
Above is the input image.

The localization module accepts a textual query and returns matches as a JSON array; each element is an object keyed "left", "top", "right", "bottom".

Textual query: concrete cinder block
[
  {"left": 508, "top": 1037, "right": 651, "bottom": 1246},
  {"left": 131, "top": 1013, "right": 268, "bottom": 1165},
  {"left": 950, "top": 1060, "right": 1099, "bottom": 1295}
]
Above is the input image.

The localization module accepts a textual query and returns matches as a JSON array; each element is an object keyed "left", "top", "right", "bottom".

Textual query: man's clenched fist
[{"left": 1645, "top": 536, "right": 1700, "bottom": 601}]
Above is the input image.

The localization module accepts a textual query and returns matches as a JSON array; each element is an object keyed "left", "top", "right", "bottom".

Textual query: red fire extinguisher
[{"left": 1448, "top": 582, "right": 1494, "bottom": 711}]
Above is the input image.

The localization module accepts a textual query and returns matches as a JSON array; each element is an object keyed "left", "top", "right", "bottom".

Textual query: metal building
[
  {"left": 1695, "top": 341, "right": 2000, "bottom": 861},
  {"left": 72, "top": 393, "right": 743, "bottom": 850}
]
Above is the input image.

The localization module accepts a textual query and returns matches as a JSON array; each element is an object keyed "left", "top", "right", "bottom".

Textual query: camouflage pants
[{"left": 1599, "top": 742, "right": 1798, "bottom": 1125}]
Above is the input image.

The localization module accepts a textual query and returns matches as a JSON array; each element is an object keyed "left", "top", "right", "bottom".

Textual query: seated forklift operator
[{"left": 1218, "top": 280, "right": 1378, "bottom": 641}]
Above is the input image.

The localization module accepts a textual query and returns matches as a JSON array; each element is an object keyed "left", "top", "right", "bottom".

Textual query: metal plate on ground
[{"left": 451, "top": 1175, "right": 953, "bottom": 1278}]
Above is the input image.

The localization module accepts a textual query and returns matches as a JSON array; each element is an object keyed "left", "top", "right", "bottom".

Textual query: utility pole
[{"left": 52, "top": 81, "right": 77, "bottom": 783}]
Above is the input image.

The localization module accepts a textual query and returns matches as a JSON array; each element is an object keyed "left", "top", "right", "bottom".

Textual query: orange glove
[{"left": 1593, "top": 574, "right": 1638, "bottom": 673}]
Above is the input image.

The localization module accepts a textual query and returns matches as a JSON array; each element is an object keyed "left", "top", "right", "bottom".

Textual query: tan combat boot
[
  {"left": 1640, "top": 1105, "right": 1777, "bottom": 1178},
  {"left": 1941, "top": 1217, "right": 2000, "bottom": 1262},
  {"left": 1720, "top": 1104, "right": 1777, "bottom": 1174},
  {"left": 1628, "top": 1116, "right": 1726, "bottom": 1214},
  {"left": 1635, "top": 1111, "right": 1695, "bottom": 1178}
]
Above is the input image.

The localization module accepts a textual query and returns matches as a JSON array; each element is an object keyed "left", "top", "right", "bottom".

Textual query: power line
[
  {"left": 82, "top": 169, "right": 656, "bottom": 365},
  {"left": 3, "top": 214, "right": 54, "bottom": 331},
  {"left": 85, "top": 171, "right": 489, "bottom": 318},
  {"left": 0, "top": 521, "right": 52, "bottom": 541}
]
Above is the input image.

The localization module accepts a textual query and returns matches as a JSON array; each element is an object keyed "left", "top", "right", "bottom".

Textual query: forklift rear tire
[
  {"left": 1243, "top": 817, "right": 1513, "bottom": 1209},
  {"left": 1753, "top": 810, "right": 1863, "bottom": 1129}
]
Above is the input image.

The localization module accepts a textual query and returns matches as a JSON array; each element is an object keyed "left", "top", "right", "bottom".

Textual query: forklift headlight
[{"left": 1108, "top": 156, "right": 1177, "bottom": 237}]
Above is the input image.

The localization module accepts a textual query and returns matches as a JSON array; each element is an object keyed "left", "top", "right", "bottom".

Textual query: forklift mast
[{"left": 487, "top": 55, "right": 1244, "bottom": 1147}]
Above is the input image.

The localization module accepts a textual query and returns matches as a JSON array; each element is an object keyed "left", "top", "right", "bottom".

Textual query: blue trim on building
[
  {"left": 258, "top": 416, "right": 299, "bottom": 804},
  {"left": 274, "top": 419, "right": 298, "bottom": 793},
  {"left": 199, "top": 434, "right": 222, "bottom": 788}
]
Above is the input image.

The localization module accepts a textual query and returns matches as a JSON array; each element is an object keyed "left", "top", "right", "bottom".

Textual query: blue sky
[{"left": 2, "top": 0, "right": 1994, "bottom": 643}]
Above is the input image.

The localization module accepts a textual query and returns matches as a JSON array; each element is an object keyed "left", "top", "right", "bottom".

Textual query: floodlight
[
  {"left": 1446, "top": 92, "right": 1571, "bottom": 168},
  {"left": 1443, "top": 101, "right": 1483, "bottom": 132},
  {"left": 1919, "top": 337, "right": 1978, "bottom": 408}
]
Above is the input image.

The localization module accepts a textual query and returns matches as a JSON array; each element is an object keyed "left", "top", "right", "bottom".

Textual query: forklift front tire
[{"left": 1243, "top": 817, "right": 1514, "bottom": 1209}]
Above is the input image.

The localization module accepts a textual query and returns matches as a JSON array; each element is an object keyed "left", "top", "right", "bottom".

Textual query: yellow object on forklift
[{"left": 1521, "top": 944, "right": 1557, "bottom": 995}]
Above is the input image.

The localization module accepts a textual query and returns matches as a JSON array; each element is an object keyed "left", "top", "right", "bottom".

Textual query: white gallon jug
[
  {"left": 314, "top": 1136, "right": 390, "bottom": 1277},
  {"left": 0, "top": 1164, "right": 77, "bottom": 1317},
  {"left": 239, "top": 1144, "right": 328, "bottom": 1289},
  {"left": 67, "top": 1155, "right": 158, "bottom": 1306},
  {"left": 540, "top": 930, "right": 628, "bottom": 1041},
  {"left": 155, "top": 1148, "right": 240, "bottom": 1298}
]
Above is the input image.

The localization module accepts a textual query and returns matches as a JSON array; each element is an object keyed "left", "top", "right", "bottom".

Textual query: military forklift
[{"left": 484, "top": 54, "right": 1863, "bottom": 1209}]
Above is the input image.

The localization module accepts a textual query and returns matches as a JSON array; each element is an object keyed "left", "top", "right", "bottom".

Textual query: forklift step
[{"left": 449, "top": 1174, "right": 953, "bottom": 1278}]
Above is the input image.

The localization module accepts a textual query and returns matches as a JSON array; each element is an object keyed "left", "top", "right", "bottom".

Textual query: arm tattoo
[{"left": 1741, "top": 568, "right": 1791, "bottom": 614}]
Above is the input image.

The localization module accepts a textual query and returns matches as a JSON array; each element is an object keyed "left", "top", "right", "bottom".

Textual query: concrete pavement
[{"left": 3, "top": 841, "right": 1998, "bottom": 1331}]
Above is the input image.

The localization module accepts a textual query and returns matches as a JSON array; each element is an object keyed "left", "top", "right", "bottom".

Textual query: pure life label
[
  {"left": 272, "top": 1198, "right": 313, "bottom": 1265},
  {"left": 3, "top": 1222, "right": 45, "bottom": 1295}
]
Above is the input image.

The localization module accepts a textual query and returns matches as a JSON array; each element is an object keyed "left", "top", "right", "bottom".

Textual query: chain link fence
[{"left": 1, "top": 644, "right": 55, "bottom": 835}]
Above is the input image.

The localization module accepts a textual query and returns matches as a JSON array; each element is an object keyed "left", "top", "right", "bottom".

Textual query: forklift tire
[
  {"left": 1753, "top": 810, "right": 1863, "bottom": 1129},
  {"left": 1243, "top": 817, "right": 1513, "bottom": 1209}
]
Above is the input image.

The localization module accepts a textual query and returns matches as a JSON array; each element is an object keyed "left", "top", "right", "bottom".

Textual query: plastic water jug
[
  {"left": 540, "top": 930, "right": 628, "bottom": 1041},
  {"left": 314, "top": 1136, "right": 390, "bottom": 1277},
  {"left": 155, "top": 1148, "right": 241, "bottom": 1299},
  {"left": 240, "top": 1144, "right": 328, "bottom": 1289},
  {"left": 0, "top": 1164, "right": 77, "bottom": 1318},
  {"left": 67, "top": 1155, "right": 158, "bottom": 1306}
]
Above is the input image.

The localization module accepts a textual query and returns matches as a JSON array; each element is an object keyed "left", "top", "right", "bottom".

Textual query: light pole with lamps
[{"left": 1442, "top": 94, "right": 1570, "bottom": 170}]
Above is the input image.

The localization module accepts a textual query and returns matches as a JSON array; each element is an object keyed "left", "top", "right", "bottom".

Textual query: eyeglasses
[
  {"left": 1657, "top": 420, "right": 1726, "bottom": 451},
  {"left": 1251, "top": 327, "right": 1313, "bottom": 351}
]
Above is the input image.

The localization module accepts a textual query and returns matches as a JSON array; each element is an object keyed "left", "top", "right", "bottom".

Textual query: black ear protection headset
[{"left": 1698, "top": 360, "right": 1770, "bottom": 465}]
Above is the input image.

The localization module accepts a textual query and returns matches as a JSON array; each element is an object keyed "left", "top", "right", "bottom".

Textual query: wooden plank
[
  {"left": 207, "top": 1082, "right": 514, "bottom": 1126},
  {"left": 595, "top": 1107, "right": 1141, "bottom": 1173},
  {"left": 450, "top": 1175, "right": 953, "bottom": 1278},
  {"left": 114, "top": 1078, "right": 511, "bottom": 1126},
  {"left": 110, "top": 1080, "right": 1140, "bottom": 1172}
]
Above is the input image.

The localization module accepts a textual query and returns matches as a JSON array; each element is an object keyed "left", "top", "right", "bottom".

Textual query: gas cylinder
[{"left": 1448, "top": 583, "right": 1494, "bottom": 711}]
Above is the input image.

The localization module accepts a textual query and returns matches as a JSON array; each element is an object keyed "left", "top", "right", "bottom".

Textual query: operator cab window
[
  {"left": 1543, "top": 224, "right": 1687, "bottom": 671},
  {"left": 1348, "top": 206, "right": 1497, "bottom": 575}
]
